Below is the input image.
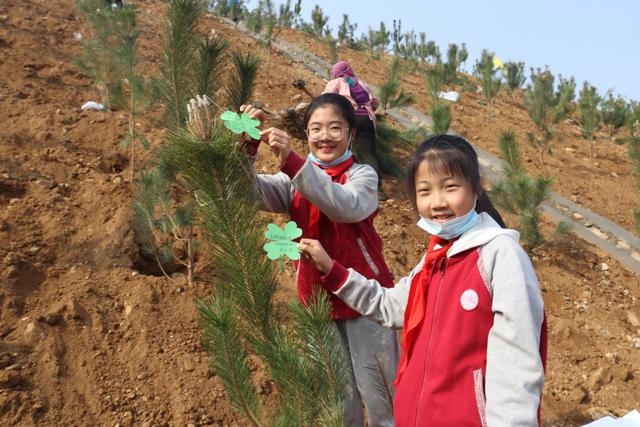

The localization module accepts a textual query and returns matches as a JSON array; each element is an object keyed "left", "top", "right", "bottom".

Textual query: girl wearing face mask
[
  {"left": 298, "top": 135, "right": 547, "bottom": 427},
  {"left": 240, "top": 93, "right": 398, "bottom": 427}
]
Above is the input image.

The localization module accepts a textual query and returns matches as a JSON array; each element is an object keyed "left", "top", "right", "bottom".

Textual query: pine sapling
[
  {"left": 157, "top": 0, "right": 204, "bottom": 129},
  {"left": 277, "top": 0, "right": 301, "bottom": 28},
  {"left": 109, "top": 4, "right": 153, "bottom": 181},
  {"left": 626, "top": 103, "right": 640, "bottom": 235},
  {"left": 524, "top": 68, "right": 556, "bottom": 164},
  {"left": 502, "top": 61, "right": 526, "bottom": 93},
  {"left": 490, "top": 130, "right": 553, "bottom": 250},
  {"left": 309, "top": 4, "right": 330, "bottom": 38},
  {"left": 601, "top": 92, "right": 630, "bottom": 130},
  {"left": 578, "top": 81, "right": 601, "bottom": 158},
  {"left": 226, "top": 52, "right": 261, "bottom": 110},
  {"left": 473, "top": 49, "right": 501, "bottom": 107},
  {"left": 337, "top": 14, "right": 357, "bottom": 48},
  {"left": 163, "top": 107, "right": 349, "bottom": 425},
  {"left": 74, "top": 0, "right": 127, "bottom": 110},
  {"left": 552, "top": 75, "right": 576, "bottom": 123},
  {"left": 378, "top": 56, "right": 415, "bottom": 110},
  {"left": 430, "top": 102, "right": 452, "bottom": 135}
]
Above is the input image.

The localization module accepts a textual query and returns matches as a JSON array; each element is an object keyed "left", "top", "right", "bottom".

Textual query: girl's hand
[
  {"left": 298, "top": 239, "right": 333, "bottom": 274},
  {"left": 260, "top": 127, "right": 292, "bottom": 164},
  {"left": 239, "top": 104, "right": 267, "bottom": 125}
]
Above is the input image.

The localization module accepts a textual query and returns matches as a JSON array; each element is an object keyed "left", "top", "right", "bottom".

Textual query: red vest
[{"left": 290, "top": 172, "right": 394, "bottom": 319}]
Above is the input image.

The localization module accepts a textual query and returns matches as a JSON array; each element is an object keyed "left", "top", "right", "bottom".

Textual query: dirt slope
[{"left": 1, "top": 1, "right": 639, "bottom": 426}]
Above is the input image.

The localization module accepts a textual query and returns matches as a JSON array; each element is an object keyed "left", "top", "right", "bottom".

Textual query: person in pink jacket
[
  {"left": 241, "top": 93, "right": 398, "bottom": 427},
  {"left": 323, "top": 61, "right": 387, "bottom": 199},
  {"left": 299, "top": 134, "right": 548, "bottom": 427}
]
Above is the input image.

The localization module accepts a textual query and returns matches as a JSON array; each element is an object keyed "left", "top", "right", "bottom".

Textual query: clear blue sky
[{"left": 264, "top": 0, "right": 640, "bottom": 101}]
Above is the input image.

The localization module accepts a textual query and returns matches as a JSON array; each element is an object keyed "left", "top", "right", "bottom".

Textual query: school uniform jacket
[
  {"left": 320, "top": 213, "right": 547, "bottom": 426},
  {"left": 255, "top": 151, "right": 394, "bottom": 319}
]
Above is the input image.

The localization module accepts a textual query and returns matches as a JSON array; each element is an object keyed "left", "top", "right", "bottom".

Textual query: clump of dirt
[{"left": 0, "top": 1, "right": 639, "bottom": 426}]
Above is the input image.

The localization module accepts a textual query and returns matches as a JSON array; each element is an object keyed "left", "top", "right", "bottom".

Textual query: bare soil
[{"left": 1, "top": 1, "right": 639, "bottom": 426}]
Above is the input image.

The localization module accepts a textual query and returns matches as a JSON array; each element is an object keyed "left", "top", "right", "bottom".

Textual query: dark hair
[
  {"left": 303, "top": 93, "right": 356, "bottom": 130},
  {"left": 406, "top": 134, "right": 506, "bottom": 228}
]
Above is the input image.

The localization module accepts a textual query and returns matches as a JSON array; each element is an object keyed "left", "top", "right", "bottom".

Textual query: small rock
[
  {"left": 572, "top": 212, "right": 585, "bottom": 221},
  {"left": 112, "top": 175, "right": 124, "bottom": 186},
  {"left": 182, "top": 358, "right": 194, "bottom": 372},
  {"left": 633, "top": 337, "right": 640, "bottom": 349},
  {"left": 611, "top": 365, "right": 633, "bottom": 382},
  {"left": 611, "top": 172, "right": 619, "bottom": 178},
  {"left": 291, "top": 93, "right": 302, "bottom": 102},
  {"left": 124, "top": 304, "right": 133, "bottom": 316},
  {"left": 566, "top": 386, "right": 588, "bottom": 405},
  {"left": 27, "top": 246, "right": 40, "bottom": 254},
  {"left": 600, "top": 263, "right": 609, "bottom": 271},
  {"left": 627, "top": 311, "right": 640, "bottom": 328},
  {"left": 587, "top": 367, "right": 612, "bottom": 394}
]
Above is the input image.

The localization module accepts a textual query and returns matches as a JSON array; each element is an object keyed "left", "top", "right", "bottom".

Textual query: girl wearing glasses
[{"left": 241, "top": 93, "right": 397, "bottom": 427}]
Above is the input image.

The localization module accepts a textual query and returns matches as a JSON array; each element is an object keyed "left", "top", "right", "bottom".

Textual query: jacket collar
[{"left": 447, "top": 212, "right": 519, "bottom": 258}]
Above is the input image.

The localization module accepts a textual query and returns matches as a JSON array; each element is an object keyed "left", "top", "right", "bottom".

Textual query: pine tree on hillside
[
  {"left": 109, "top": 5, "right": 154, "bottom": 181},
  {"left": 523, "top": 68, "right": 556, "bottom": 165},
  {"left": 578, "top": 81, "right": 601, "bottom": 159},
  {"left": 473, "top": 49, "right": 501, "bottom": 105},
  {"left": 430, "top": 103, "right": 452, "bottom": 135},
  {"left": 626, "top": 103, "right": 640, "bottom": 236},
  {"left": 305, "top": 4, "right": 330, "bottom": 38},
  {"left": 74, "top": 0, "right": 129, "bottom": 111},
  {"left": 490, "top": 130, "right": 553, "bottom": 249},
  {"left": 601, "top": 92, "right": 630, "bottom": 130},
  {"left": 378, "top": 56, "right": 415, "bottom": 110},
  {"left": 337, "top": 14, "right": 357, "bottom": 48},
  {"left": 552, "top": 75, "right": 576, "bottom": 123},
  {"left": 503, "top": 61, "right": 526, "bottom": 92},
  {"left": 157, "top": 0, "right": 204, "bottom": 130},
  {"left": 277, "top": 0, "right": 302, "bottom": 28}
]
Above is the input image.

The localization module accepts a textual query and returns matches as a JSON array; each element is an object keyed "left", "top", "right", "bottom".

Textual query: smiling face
[
  {"left": 414, "top": 160, "right": 476, "bottom": 222},
  {"left": 306, "top": 106, "right": 354, "bottom": 163}
]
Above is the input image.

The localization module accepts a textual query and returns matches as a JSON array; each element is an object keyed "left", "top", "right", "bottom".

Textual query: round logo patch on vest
[{"left": 460, "top": 289, "right": 479, "bottom": 311}]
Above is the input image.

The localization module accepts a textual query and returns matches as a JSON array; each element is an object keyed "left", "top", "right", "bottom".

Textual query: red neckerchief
[
  {"left": 394, "top": 235, "right": 455, "bottom": 386},
  {"left": 307, "top": 156, "right": 354, "bottom": 239}
]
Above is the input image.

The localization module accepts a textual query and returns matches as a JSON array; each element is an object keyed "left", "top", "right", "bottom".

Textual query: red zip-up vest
[{"left": 290, "top": 171, "right": 394, "bottom": 319}]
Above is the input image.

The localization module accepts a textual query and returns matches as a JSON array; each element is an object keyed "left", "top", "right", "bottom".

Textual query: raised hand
[{"left": 259, "top": 127, "right": 293, "bottom": 164}]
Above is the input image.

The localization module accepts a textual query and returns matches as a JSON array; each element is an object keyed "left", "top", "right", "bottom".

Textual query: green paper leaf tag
[
  {"left": 220, "top": 111, "right": 261, "bottom": 140},
  {"left": 263, "top": 221, "right": 302, "bottom": 262}
]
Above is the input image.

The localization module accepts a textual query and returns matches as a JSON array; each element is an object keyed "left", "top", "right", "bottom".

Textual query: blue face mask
[
  {"left": 416, "top": 203, "right": 479, "bottom": 240},
  {"left": 307, "top": 136, "right": 353, "bottom": 167}
]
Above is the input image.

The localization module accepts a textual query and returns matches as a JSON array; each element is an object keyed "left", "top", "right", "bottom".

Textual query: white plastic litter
[
  {"left": 437, "top": 91, "right": 459, "bottom": 102},
  {"left": 81, "top": 101, "right": 105, "bottom": 111},
  {"left": 582, "top": 410, "right": 640, "bottom": 427}
]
